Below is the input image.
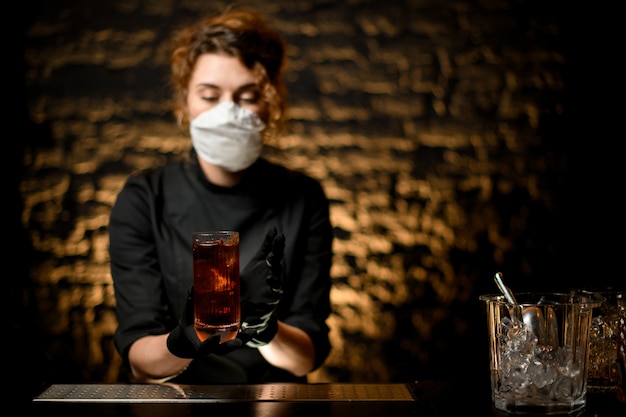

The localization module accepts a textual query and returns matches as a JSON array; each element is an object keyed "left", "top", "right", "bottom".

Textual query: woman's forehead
[{"left": 189, "top": 53, "right": 256, "bottom": 90}]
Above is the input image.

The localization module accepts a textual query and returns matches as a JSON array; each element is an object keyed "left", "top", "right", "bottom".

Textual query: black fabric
[{"left": 109, "top": 151, "right": 333, "bottom": 383}]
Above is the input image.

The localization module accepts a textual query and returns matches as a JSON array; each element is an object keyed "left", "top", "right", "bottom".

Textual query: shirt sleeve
[
  {"left": 280, "top": 173, "right": 334, "bottom": 370},
  {"left": 109, "top": 170, "right": 173, "bottom": 367}
]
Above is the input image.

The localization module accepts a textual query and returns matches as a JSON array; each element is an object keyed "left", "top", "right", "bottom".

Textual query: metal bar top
[{"left": 33, "top": 382, "right": 416, "bottom": 403}]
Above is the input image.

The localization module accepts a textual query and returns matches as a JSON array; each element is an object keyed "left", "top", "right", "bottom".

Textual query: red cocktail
[{"left": 192, "top": 231, "right": 240, "bottom": 343}]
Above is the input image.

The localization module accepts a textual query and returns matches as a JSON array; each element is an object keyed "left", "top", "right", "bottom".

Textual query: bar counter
[{"left": 29, "top": 380, "right": 625, "bottom": 416}]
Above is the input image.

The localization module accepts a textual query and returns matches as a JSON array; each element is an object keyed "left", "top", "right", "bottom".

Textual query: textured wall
[{"left": 12, "top": 0, "right": 623, "bottom": 401}]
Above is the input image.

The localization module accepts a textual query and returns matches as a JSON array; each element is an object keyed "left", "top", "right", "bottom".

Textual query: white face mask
[{"left": 190, "top": 101, "right": 266, "bottom": 172}]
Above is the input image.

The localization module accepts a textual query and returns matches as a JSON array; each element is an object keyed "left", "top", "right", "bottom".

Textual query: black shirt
[{"left": 109, "top": 153, "right": 333, "bottom": 383}]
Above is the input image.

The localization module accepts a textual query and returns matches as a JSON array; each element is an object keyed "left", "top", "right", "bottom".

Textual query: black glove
[
  {"left": 240, "top": 226, "right": 285, "bottom": 347},
  {"left": 166, "top": 286, "right": 255, "bottom": 358}
]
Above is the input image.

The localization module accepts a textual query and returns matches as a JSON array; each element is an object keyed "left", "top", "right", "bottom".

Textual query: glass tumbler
[{"left": 192, "top": 231, "right": 240, "bottom": 343}]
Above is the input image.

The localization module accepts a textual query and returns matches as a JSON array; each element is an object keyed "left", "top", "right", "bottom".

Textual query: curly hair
[{"left": 169, "top": 9, "right": 287, "bottom": 140}]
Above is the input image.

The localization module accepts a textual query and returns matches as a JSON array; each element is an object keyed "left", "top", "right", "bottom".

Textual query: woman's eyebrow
[
  {"left": 235, "top": 83, "right": 259, "bottom": 91},
  {"left": 194, "top": 83, "right": 220, "bottom": 89},
  {"left": 194, "top": 82, "right": 258, "bottom": 90}
]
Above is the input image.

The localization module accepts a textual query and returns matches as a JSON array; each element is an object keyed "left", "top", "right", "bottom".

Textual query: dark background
[{"left": 10, "top": 0, "right": 624, "bottom": 406}]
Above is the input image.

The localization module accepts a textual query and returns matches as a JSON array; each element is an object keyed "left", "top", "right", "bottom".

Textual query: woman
[{"left": 109, "top": 8, "right": 333, "bottom": 384}]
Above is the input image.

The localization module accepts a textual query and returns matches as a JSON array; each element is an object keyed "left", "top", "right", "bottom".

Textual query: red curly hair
[{"left": 169, "top": 9, "right": 287, "bottom": 140}]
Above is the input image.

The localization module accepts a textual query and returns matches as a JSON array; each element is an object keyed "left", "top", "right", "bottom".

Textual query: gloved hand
[
  {"left": 166, "top": 286, "right": 255, "bottom": 358},
  {"left": 240, "top": 226, "right": 285, "bottom": 347}
]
